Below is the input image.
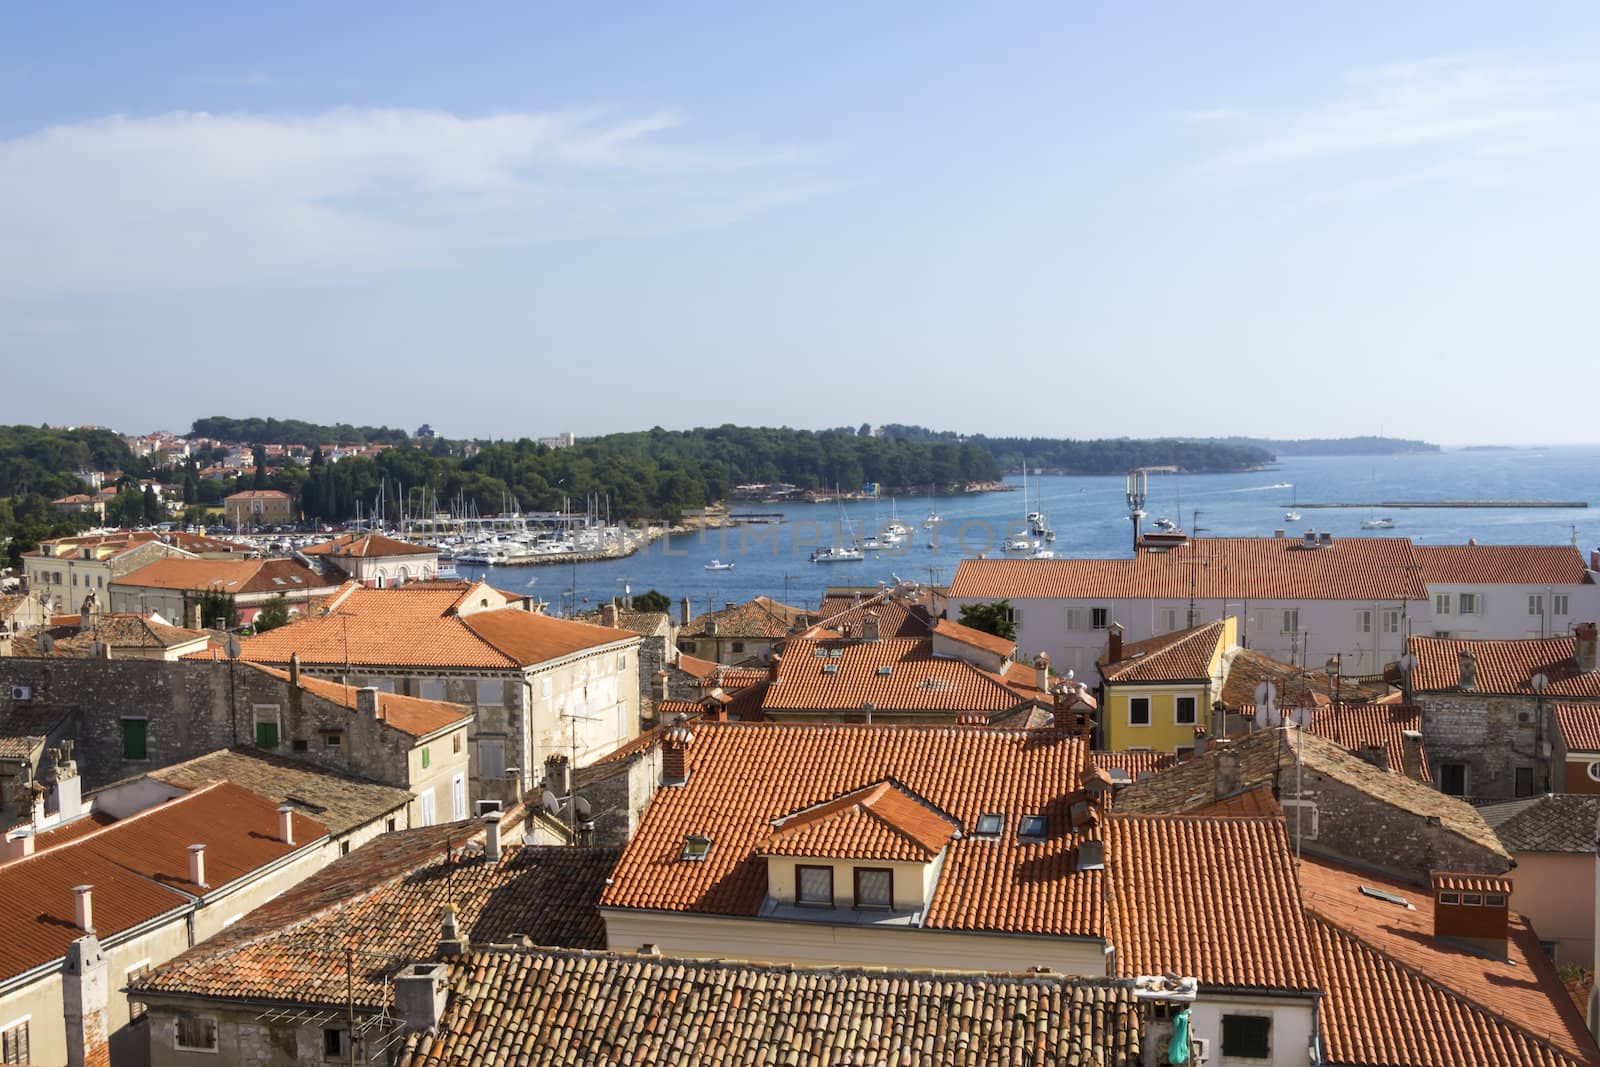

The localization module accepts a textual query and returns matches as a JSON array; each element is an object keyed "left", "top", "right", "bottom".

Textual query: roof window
[
  {"left": 822, "top": 663, "right": 839, "bottom": 675},
  {"left": 829, "top": 648, "right": 843, "bottom": 658},
  {"left": 813, "top": 648, "right": 827, "bottom": 659},
  {"left": 974, "top": 813, "right": 1004, "bottom": 837},
  {"left": 1358, "top": 885, "right": 1414, "bottom": 909},
  {"left": 1075, "top": 840, "right": 1105, "bottom": 871},
  {"left": 1018, "top": 814, "right": 1047, "bottom": 839},
  {"left": 681, "top": 835, "right": 711, "bottom": 862},
  {"left": 876, "top": 665, "right": 893, "bottom": 677}
]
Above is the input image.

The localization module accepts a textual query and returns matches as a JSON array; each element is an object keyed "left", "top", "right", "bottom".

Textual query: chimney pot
[
  {"left": 1033, "top": 651, "right": 1050, "bottom": 693},
  {"left": 1576, "top": 621, "right": 1598, "bottom": 674},
  {"left": 1107, "top": 623, "right": 1124, "bottom": 665},
  {"left": 482, "top": 812, "right": 502, "bottom": 862},
  {"left": 73, "top": 884, "right": 94, "bottom": 932},
  {"left": 1400, "top": 729, "right": 1424, "bottom": 782},
  {"left": 544, "top": 753, "right": 571, "bottom": 798},
  {"left": 187, "top": 843, "right": 208, "bottom": 888},
  {"left": 7, "top": 831, "right": 34, "bottom": 859},
  {"left": 277, "top": 804, "right": 296, "bottom": 845},
  {"left": 861, "top": 611, "right": 880, "bottom": 643},
  {"left": 680, "top": 597, "right": 692, "bottom": 627},
  {"left": 662, "top": 723, "right": 695, "bottom": 785},
  {"left": 289, "top": 652, "right": 301, "bottom": 687}
]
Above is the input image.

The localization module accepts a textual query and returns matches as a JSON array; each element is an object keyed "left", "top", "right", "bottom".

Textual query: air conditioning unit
[
  {"left": 10, "top": 685, "right": 33, "bottom": 701},
  {"left": 1517, "top": 710, "right": 1533, "bottom": 724},
  {"left": 474, "top": 800, "right": 503, "bottom": 816}
]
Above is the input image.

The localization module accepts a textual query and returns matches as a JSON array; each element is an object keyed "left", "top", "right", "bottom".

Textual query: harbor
[{"left": 1292, "top": 500, "right": 1587, "bottom": 509}]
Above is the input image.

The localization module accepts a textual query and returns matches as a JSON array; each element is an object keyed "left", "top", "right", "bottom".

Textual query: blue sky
[{"left": 5, "top": 4, "right": 1599, "bottom": 444}]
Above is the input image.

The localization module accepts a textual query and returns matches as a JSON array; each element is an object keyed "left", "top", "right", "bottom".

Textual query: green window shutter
[
  {"left": 122, "top": 719, "right": 147, "bottom": 760},
  {"left": 255, "top": 721, "right": 280, "bottom": 749},
  {"left": 421, "top": 746, "right": 430, "bottom": 769}
]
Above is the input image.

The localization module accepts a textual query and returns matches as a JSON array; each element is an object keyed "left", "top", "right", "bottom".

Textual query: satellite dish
[
  {"left": 1531, "top": 672, "right": 1550, "bottom": 693},
  {"left": 224, "top": 636, "right": 242, "bottom": 661},
  {"left": 1398, "top": 653, "right": 1417, "bottom": 674},
  {"left": 38, "top": 633, "right": 56, "bottom": 654},
  {"left": 574, "top": 796, "right": 592, "bottom": 821},
  {"left": 1253, "top": 681, "right": 1276, "bottom": 708},
  {"left": 542, "top": 791, "right": 561, "bottom": 816},
  {"left": 1289, "top": 707, "right": 1313, "bottom": 729}
]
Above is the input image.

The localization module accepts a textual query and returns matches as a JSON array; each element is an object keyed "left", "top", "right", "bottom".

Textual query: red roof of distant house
[
  {"left": 1409, "top": 635, "right": 1600, "bottom": 697},
  {"left": 243, "top": 663, "right": 472, "bottom": 739},
  {"left": 1556, "top": 701, "right": 1600, "bottom": 753},
  {"left": 223, "top": 489, "right": 293, "bottom": 501},
  {"left": 1415, "top": 544, "right": 1593, "bottom": 586},
  {"left": 300, "top": 532, "right": 435, "bottom": 559},
  {"left": 759, "top": 781, "right": 960, "bottom": 862},
  {"left": 113, "top": 557, "right": 333, "bottom": 596},
  {"left": 1098, "top": 620, "right": 1226, "bottom": 684}
]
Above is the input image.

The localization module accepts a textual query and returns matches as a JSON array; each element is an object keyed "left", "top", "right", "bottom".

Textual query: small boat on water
[
  {"left": 811, "top": 545, "right": 865, "bottom": 563},
  {"left": 1002, "top": 536, "right": 1038, "bottom": 553},
  {"left": 704, "top": 559, "right": 736, "bottom": 571},
  {"left": 1284, "top": 511, "right": 1302, "bottom": 522},
  {"left": 1361, "top": 517, "right": 1396, "bottom": 530}
]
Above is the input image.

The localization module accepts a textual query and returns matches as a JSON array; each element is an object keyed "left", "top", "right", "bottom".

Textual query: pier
[{"left": 1292, "top": 500, "right": 1587, "bottom": 509}]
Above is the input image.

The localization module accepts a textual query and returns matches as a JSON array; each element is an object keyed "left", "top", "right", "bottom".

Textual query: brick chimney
[
  {"left": 289, "top": 651, "right": 301, "bottom": 687},
  {"left": 680, "top": 597, "right": 693, "bottom": 627},
  {"left": 187, "top": 844, "right": 208, "bottom": 888},
  {"left": 1577, "top": 622, "right": 1598, "bottom": 674},
  {"left": 600, "top": 603, "right": 618, "bottom": 628},
  {"left": 544, "top": 753, "right": 570, "bottom": 799},
  {"left": 1107, "top": 622, "right": 1124, "bottom": 664},
  {"left": 277, "top": 805, "right": 296, "bottom": 845},
  {"left": 662, "top": 722, "right": 695, "bottom": 785},
  {"left": 63, "top": 931, "right": 109, "bottom": 1067},
  {"left": 1400, "top": 729, "right": 1424, "bottom": 782}
]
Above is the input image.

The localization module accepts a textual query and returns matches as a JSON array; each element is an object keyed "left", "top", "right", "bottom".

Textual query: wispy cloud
[
  {"left": 1179, "top": 108, "right": 1241, "bottom": 123},
  {"left": 0, "top": 107, "right": 836, "bottom": 297},
  {"left": 1212, "top": 57, "right": 1592, "bottom": 168}
]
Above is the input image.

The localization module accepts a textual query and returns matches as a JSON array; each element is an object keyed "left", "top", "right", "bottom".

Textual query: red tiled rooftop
[
  {"left": 1556, "top": 702, "right": 1600, "bottom": 752},
  {"left": 760, "top": 781, "right": 960, "bottom": 862},
  {"left": 1099, "top": 620, "right": 1225, "bottom": 684},
  {"left": 1416, "top": 544, "right": 1593, "bottom": 586},
  {"left": 244, "top": 663, "right": 471, "bottom": 738},
  {"left": 931, "top": 617, "right": 1015, "bottom": 658},
  {"left": 112, "top": 556, "right": 332, "bottom": 595},
  {"left": 1409, "top": 635, "right": 1600, "bottom": 697},
  {"left": 762, "top": 636, "right": 1034, "bottom": 717}
]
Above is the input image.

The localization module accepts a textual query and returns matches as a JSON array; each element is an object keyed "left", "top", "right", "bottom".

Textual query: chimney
[
  {"left": 1457, "top": 650, "right": 1477, "bottom": 691},
  {"left": 7, "top": 831, "right": 34, "bottom": 859},
  {"left": 1034, "top": 652, "right": 1051, "bottom": 693},
  {"left": 73, "top": 884, "right": 94, "bottom": 933},
  {"left": 861, "top": 702, "right": 875, "bottom": 725},
  {"left": 1215, "top": 748, "right": 1241, "bottom": 799},
  {"left": 544, "top": 753, "right": 570, "bottom": 799},
  {"left": 1401, "top": 729, "right": 1424, "bottom": 782},
  {"left": 724, "top": 602, "right": 735, "bottom": 612},
  {"left": 861, "top": 611, "right": 880, "bottom": 642},
  {"left": 1590, "top": 548, "right": 1600, "bottom": 573},
  {"left": 357, "top": 686, "right": 381, "bottom": 718},
  {"left": 79, "top": 592, "right": 95, "bottom": 631},
  {"left": 662, "top": 722, "right": 695, "bottom": 785},
  {"left": 394, "top": 962, "right": 449, "bottom": 1033},
  {"left": 436, "top": 903, "right": 469, "bottom": 958},
  {"left": 652, "top": 670, "right": 670, "bottom": 703},
  {"left": 600, "top": 603, "right": 618, "bottom": 628},
  {"left": 51, "top": 741, "right": 83, "bottom": 821},
  {"left": 1107, "top": 623, "right": 1124, "bottom": 664},
  {"left": 277, "top": 804, "right": 296, "bottom": 845},
  {"left": 62, "top": 932, "right": 109, "bottom": 1067},
  {"left": 289, "top": 651, "right": 301, "bottom": 687},
  {"left": 680, "top": 597, "right": 693, "bottom": 627},
  {"left": 482, "top": 812, "right": 502, "bottom": 863},
  {"left": 1356, "top": 743, "right": 1389, "bottom": 773},
  {"left": 1577, "top": 622, "right": 1598, "bottom": 674},
  {"left": 187, "top": 844, "right": 208, "bottom": 888}
]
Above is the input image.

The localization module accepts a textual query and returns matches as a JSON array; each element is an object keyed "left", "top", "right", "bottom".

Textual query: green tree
[
  {"left": 633, "top": 589, "right": 671, "bottom": 613},
  {"left": 957, "top": 600, "right": 1017, "bottom": 641},
  {"left": 253, "top": 593, "right": 291, "bottom": 632},
  {"left": 197, "top": 589, "right": 240, "bottom": 630},
  {"left": 252, "top": 444, "right": 268, "bottom": 489}
]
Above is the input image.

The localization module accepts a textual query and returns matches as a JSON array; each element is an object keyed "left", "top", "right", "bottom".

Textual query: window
[
  {"left": 1588, "top": 761, "right": 1600, "bottom": 783},
  {"left": 1174, "top": 696, "right": 1196, "bottom": 725},
  {"left": 1439, "top": 891, "right": 1460, "bottom": 905},
  {"left": 1458, "top": 593, "right": 1478, "bottom": 615},
  {"left": 322, "top": 731, "right": 342, "bottom": 750},
  {"left": 420, "top": 746, "right": 431, "bottom": 769},
  {"left": 340, "top": 840, "right": 350, "bottom": 856},
  {"left": 1528, "top": 594, "right": 1543, "bottom": 616},
  {"left": 175, "top": 1014, "right": 218, "bottom": 1052},
  {"left": 1221, "top": 1014, "right": 1271, "bottom": 1059},
  {"left": 1019, "top": 814, "right": 1047, "bottom": 839},
  {"left": 1514, "top": 766, "right": 1536, "bottom": 797},
  {"left": 1462, "top": 893, "right": 1482, "bottom": 906},
  {"left": 419, "top": 789, "right": 435, "bottom": 826},
  {"left": 682, "top": 834, "right": 711, "bottom": 861},
  {"left": 618, "top": 652, "right": 628, "bottom": 670},
  {"left": 1541, "top": 939, "right": 1560, "bottom": 960},
  {"left": 452, "top": 774, "right": 466, "bottom": 820},
  {"left": 1359, "top": 885, "right": 1413, "bottom": 908},
  {"left": 1486, "top": 893, "right": 1507, "bottom": 907},
  {"left": 253, "top": 705, "right": 280, "bottom": 749},
  {"left": 121, "top": 718, "right": 147, "bottom": 760},
  {"left": 974, "top": 813, "right": 1005, "bottom": 837},
  {"left": 1439, "top": 762, "right": 1468, "bottom": 797},
  {"left": 730, "top": 641, "right": 745, "bottom": 654},
  {"left": 1357, "top": 610, "right": 1372, "bottom": 633},
  {"left": 2, "top": 1018, "right": 30, "bottom": 1065},
  {"left": 292, "top": 739, "right": 309, "bottom": 752},
  {"left": 854, "top": 867, "right": 893, "bottom": 909},
  {"left": 323, "top": 1029, "right": 349, "bottom": 1060},
  {"left": 385, "top": 816, "right": 398, "bottom": 833},
  {"left": 1435, "top": 594, "right": 1451, "bottom": 615},
  {"left": 479, "top": 738, "right": 506, "bottom": 781},
  {"left": 1554, "top": 594, "right": 1570, "bottom": 616},
  {"left": 418, "top": 679, "right": 446, "bottom": 701},
  {"left": 1382, "top": 609, "right": 1402, "bottom": 634},
  {"left": 796, "top": 864, "right": 834, "bottom": 906},
  {"left": 126, "top": 962, "right": 150, "bottom": 1021},
  {"left": 679, "top": 640, "right": 696, "bottom": 653},
  {"left": 453, "top": 732, "right": 462, "bottom": 754},
  {"left": 1282, "top": 610, "right": 1299, "bottom": 633},
  {"left": 1066, "top": 609, "right": 1086, "bottom": 630},
  {"left": 1090, "top": 607, "right": 1109, "bottom": 630},
  {"left": 476, "top": 679, "right": 502, "bottom": 706},
  {"left": 1158, "top": 609, "right": 1178, "bottom": 633},
  {"left": 1129, "top": 697, "right": 1151, "bottom": 727}
]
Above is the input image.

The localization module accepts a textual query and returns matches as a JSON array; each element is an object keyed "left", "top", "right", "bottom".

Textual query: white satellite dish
[
  {"left": 1253, "top": 681, "right": 1276, "bottom": 708},
  {"left": 38, "top": 633, "right": 56, "bottom": 654},
  {"left": 224, "top": 636, "right": 242, "bottom": 661},
  {"left": 1398, "top": 652, "right": 1417, "bottom": 674},
  {"left": 1289, "top": 706, "right": 1313, "bottom": 729}
]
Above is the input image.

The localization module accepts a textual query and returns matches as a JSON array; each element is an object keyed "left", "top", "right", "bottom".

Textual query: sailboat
[
  {"left": 1284, "top": 484, "right": 1301, "bottom": 523},
  {"left": 922, "top": 485, "right": 944, "bottom": 529},
  {"left": 882, "top": 498, "right": 912, "bottom": 540},
  {"left": 813, "top": 490, "right": 866, "bottom": 562},
  {"left": 1003, "top": 459, "right": 1041, "bottom": 552}
]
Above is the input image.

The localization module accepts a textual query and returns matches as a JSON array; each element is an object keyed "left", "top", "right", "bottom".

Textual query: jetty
[{"left": 1292, "top": 500, "right": 1587, "bottom": 510}]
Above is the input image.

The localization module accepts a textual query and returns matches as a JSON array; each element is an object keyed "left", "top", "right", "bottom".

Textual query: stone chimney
[
  {"left": 544, "top": 753, "right": 570, "bottom": 799},
  {"left": 278, "top": 805, "right": 296, "bottom": 845},
  {"left": 63, "top": 932, "right": 109, "bottom": 1067},
  {"left": 1107, "top": 622, "right": 1124, "bottom": 664},
  {"left": 187, "top": 844, "right": 208, "bottom": 888},
  {"left": 482, "top": 812, "right": 502, "bottom": 863},
  {"left": 1401, "top": 729, "right": 1424, "bottom": 782},
  {"left": 73, "top": 884, "right": 94, "bottom": 933},
  {"left": 79, "top": 592, "right": 95, "bottom": 631},
  {"left": 436, "top": 903, "right": 468, "bottom": 958},
  {"left": 1355, "top": 743, "right": 1389, "bottom": 773},
  {"left": 652, "top": 670, "right": 670, "bottom": 703},
  {"left": 1215, "top": 747, "right": 1241, "bottom": 799},
  {"left": 289, "top": 651, "right": 301, "bottom": 687},
  {"left": 1457, "top": 649, "right": 1477, "bottom": 691},
  {"left": 861, "top": 611, "right": 880, "bottom": 642},
  {"left": 662, "top": 722, "right": 695, "bottom": 785},
  {"left": 600, "top": 603, "right": 618, "bottom": 628},
  {"left": 357, "top": 686, "right": 381, "bottom": 718},
  {"left": 394, "top": 962, "right": 449, "bottom": 1033},
  {"left": 1577, "top": 622, "right": 1598, "bottom": 674},
  {"left": 1034, "top": 652, "right": 1051, "bottom": 693},
  {"left": 680, "top": 597, "right": 693, "bottom": 627}
]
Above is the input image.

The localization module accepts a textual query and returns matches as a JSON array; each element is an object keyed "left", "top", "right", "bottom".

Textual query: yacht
[
  {"left": 1360, "top": 517, "right": 1396, "bottom": 530},
  {"left": 811, "top": 545, "right": 866, "bottom": 563},
  {"left": 1284, "top": 511, "right": 1302, "bottom": 522},
  {"left": 1002, "top": 535, "right": 1038, "bottom": 553},
  {"left": 704, "top": 559, "right": 736, "bottom": 571}
]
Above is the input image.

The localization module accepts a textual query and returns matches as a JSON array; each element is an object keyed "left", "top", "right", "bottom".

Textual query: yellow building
[{"left": 1097, "top": 617, "right": 1236, "bottom": 756}]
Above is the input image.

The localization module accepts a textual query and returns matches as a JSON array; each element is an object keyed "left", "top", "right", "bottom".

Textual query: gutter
[
  {"left": 0, "top": 899, "right": 193, "bottom": 998},
  {"left": 596, "top": 905, "right": 1107, "bottom": 948}
]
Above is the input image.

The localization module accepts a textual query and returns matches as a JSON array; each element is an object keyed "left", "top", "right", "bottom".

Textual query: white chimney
[
  {"left": 7, "top": 831, "right": 34, "bottom": 859},
  {"left": 187, "top": 844, "right": 207, "bottom": 888},
  {"left": 1034, "top": 652, "right": 1051, "bottom": 693},
  {"left": 861, "top": 611, "right": 880, "bottom": 642},
  {"left": 73, "top": 884, "right": 94, "bottom": 932},
  {"left": 394, "top": 962, "right": 449, "bottom": 1032},
  {"left": 482, "top": 812, "right": 502, "bottom": 863},
  {"left": 277, "top": 805, "right": 296, "bottom": 845}
]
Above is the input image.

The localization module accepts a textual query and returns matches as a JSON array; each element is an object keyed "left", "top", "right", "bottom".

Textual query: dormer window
[
  {"left": 681, "top": 835, "right": 711, "bottom": 862},
  {"left": 1018, "top": 815, "right": 1047, "bottom": 839},
  {"left": 974, "top": 813, "right": 1005, "bottom": 837},
  {"left": 796, "top": 865, "right": 834, "bottom": 906},
  {"left": 854, "top": 867, "right": 893, "bottom": 909}
]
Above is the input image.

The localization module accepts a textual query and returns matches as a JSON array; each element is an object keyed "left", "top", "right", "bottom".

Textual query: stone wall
[
  {"left": 1418, "top": 692, "right": 1550, "bottom": 802},
  {"left": 575, "top": 745, "right": 661, "bottom": 847}
]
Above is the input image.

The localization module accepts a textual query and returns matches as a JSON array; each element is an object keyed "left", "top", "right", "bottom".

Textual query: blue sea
[{"left": 454, "top": 446, "right": 1600, "bottom": 617}]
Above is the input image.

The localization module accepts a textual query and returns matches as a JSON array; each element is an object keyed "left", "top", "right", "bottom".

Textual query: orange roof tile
[
  {"left": 12, "top": 614, "right": 211, "bottom": 657},
  {"left": 601, "top": 723, "right": 1105, "bottom": 938},
  {"left": 1557, "top": 702, "right": 1600, "bottom": 752},
  {"left": 301, "top": 532, "right": 435, "bottom": 559},
  {"left": 1099, "top": 620, "right": 1226, "bottom": 683},
  {"left": 950, "top": 537, "right": 1428, "bottom": 602},
  {"left": 817, "top": 591, "right": 934, "bottom": 639},
  {"left": 112, "top": 556, "right": 333, "bottom": 596},
  {"left": 1091, "top": 750, "right": 1177, "bottom": 781},
  {"left": 223, "top": 489, "right": 292, "bottom": 501},
  {"left": 1107, "top": 814, "right": 1318, "bottom": 991},
  {"left": 1416, "top": 544, "right": 1593, "bottom": 586},
  {"left": 931, "top": 617, "right": 1015, "bottom": 658},
  {"left": 681, "top": 596, "right": 809, "bottom": 639},
  {"left": 244, "top": 664, "right": 471, "bottom": 738},
  {"left": 760, "top": 781, "right": 959, "bottom": 862},
  {"left": 762, "top": 636, "right": 1032, "bottom": 718},
  {"left": 1303, "top": 703, "right": 1431, "bottom": 783},
  {"left": 1409, "top": 635, "right": 1600, "bottom": 697},
  {"left": 1431, "top": 871, "right": 1515, "bottom": 895}
]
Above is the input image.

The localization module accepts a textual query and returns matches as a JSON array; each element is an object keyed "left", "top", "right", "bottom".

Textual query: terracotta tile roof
[
  {"left": 0, "top": 782, "right": 326, "bottom": 981},
  {"left": 601, "top": 723, "right": 1106, "bottom": 937},
  {"left": 0, "top": 706, "right": 72, "bottom": 760},
  {"left": 1308, "top": 913, "right": 1592, "bottom": 1067},
  {"left": 710, "top": 666, "right": 769, "bottom": 690},
  {"left": 137, "top": 826, "right": 617, "bottom": 1008},
  {"left": 1431, "top": 871, "right": 1514, "bottom": 894},
  {"left": 300, "top": 531, "right": 435, "bottom": 559},
  {"left": 223, "top": 489, "right": 293, "bottom": 501},
  {"left": 1303, "top": 703, "right": 1431, "bottom": 783},
  {"left": 163, "top": 530, "right": 254, "bottom": 555},
  {"left": 1107, "top": 814, "right": 1318, "bottom": 991},
  {"left": 760, "top": 781, "right": 960, "bottom": 862},
  {"left": 1416, "top": 543, "right": 1594, "bottom": 586},
  {"left": 148, "top": 748, "right": 411, "bottom": 837},
  {"left": 11, "top": 614, "right": 211, "bottom": 657},
  {"left": 111, "top": 557, "right": 333, "bottom": 596},
  {"left": 674, "top": 652, "right": 719, "bottom": 679},
  {"left": 1090, "top": 750, "right": 1177, "bottom": 781},
  {"left": 400, "top": 948, "right": 1144, "bottom": 1067},
  {"left": 1099, "top": 621, "right": 1225, "bottom": 683},
  {"left": 1220, "top": 647, "right": 1392, "bottom": 708},
  {"left": 818, "top": 591, "right": 935, "bottom": 639},
  {"left": 931, "top": 617, "right": 1015, "bottom": 658},
  {"left": 1409, "top": 635, "right": 1600, "bottom": 697},
  {"left": 588, "top": 710, "right": 707, "bottom": 771},
  {"left": 950, "top": 537, "right": 1429, "bottom": 602},
  {"left": 1190, "top": 784, "right": 1282, "bottom": 817},
  {"left": 239, "top": 583, "right": 634, "bottom": 670},
  {"left": 681, "top": 596, "right": 809, "bottom": 639},
  {"left": 1556, "top": 701, "right": 1600, "bottom": 752},
  {"left": 762, "top": 636, "right": 1034, "bottom": 718},
  {"left": 1300, "top": 856, "right": 1600, "bottom": 1066},
  {"left": 1481, "top": 794, "right": 1600, "bottom": 853},
  {"left": 243, "top": 664, "right": 471, "bottom": 738}
]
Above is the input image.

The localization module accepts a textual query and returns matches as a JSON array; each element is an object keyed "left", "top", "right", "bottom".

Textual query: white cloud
[
  {"left": 0, "top": 107, "right": 834, "bottom": 297},
  {"left": 1214, "top": 57, "right": 1592, "bottom": 168}
]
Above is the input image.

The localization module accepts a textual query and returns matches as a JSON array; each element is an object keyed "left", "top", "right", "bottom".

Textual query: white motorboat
[
  {"left": 1284, "top": 511, "right": 1302, "bottom": 522},
  {"left": 1361, "top": 517, "right": 1395, "bottom": 530},
  {"left": 811, "top": 545, "right": 865, "bottom": 563},
  {"left": 1002, "top": 536, "right": 1038, "bottom": 553},
  {"left": 704, "top": 559, "right": 736, "bottom": 571}
]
